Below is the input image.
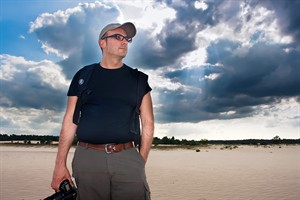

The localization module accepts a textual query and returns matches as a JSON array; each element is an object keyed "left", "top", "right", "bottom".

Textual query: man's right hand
[
  {"left": 51, "top": 96, "right": 78, "bottom": 192},
  {"left": 51, "top": 165, "right": 73, "bottom": 192}
]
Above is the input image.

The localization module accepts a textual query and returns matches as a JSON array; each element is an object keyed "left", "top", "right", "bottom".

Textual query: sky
[{"left": 0, "top": 0, "right": 299, "bottom": 140}]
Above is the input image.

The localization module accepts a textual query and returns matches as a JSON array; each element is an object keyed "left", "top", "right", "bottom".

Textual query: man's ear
[{"left": 99, "top": 39, "right": 106, "bottom": 49}]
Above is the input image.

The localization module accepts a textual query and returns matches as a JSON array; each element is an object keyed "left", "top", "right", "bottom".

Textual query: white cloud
[
  {"left": 179, "top": 47, "right": 207, "bottom": 68},
  {"left": 0, "top": 107, "right": 63, "bottom": 136},
  {"left": 203, "top": 73, "right": 219, "bottom": 81},
  {"left": 145, "top": 68, "right": 183, "bottom": 91},
  {"left": 114, "top": 0, "right": 176, "bottom": 36},
  {"left": 0, "top": 55, "right": 23, "bottom": 81},
  {"left": 0, "top": 54, "right": 69, "bottom": 90},
  {"left": 29, "top": 4, "right": 86, "bottom": 32},
  {"left": 19, "top": 35, "right": 26, "bottom": 40},
  {"left": 197, "top": 1, "right": 293, "bottom": 53},
  {"left": 0, "top": 55, "right": 68, "bottom": 136},
  {"left": 40, "top": 41, "right": 68, "bottom": 58},
  {"left": 28, "top": 60, "right": 69, "bottom": 90},
  {"left": 194, "top": 1, "right": 208, "bottom": 11}
]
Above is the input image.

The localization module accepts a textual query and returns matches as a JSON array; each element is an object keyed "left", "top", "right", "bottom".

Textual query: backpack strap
[
  {"left": 135, "top": 68, "right": 141, "bottom": 115},
  {"left": 73, "top": 63, "right": 97, "bottom": 125},
  {"left": 130, "top": 69, "right": 142, "bottom": 149}
]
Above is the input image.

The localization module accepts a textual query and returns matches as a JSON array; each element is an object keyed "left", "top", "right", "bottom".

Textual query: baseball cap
[{"left": 99, "top": 22, "right": 136, "bottom": 40}]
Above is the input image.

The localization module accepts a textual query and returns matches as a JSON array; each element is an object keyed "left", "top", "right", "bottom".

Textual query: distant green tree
[
  {"left": 272, "top": 135, "right": 281, "bottom": 144},
  {"left": 273, "top": 135, "right": 281, "bottom": 140},
  {"left": 153, "top": 137, "right": 161, "bottom": 146},
  {"left": 181, "top": 139, "right": 188, "bottom": 145},
  {"left": 161, "top": 136, "right": 170, "bottom": 144},
  {"left": 170, "top": 136, "right": 175, "bottom": 144},
  {"left": 200, "top": 139, "right": 208, "bottom": 145}
]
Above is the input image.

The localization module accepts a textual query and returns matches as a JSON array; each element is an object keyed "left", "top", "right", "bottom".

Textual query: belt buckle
[{"left": 105, "top": 144, "right": 114, "bottom": 154}]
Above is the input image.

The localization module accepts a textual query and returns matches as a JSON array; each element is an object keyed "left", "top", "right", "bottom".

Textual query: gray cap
[{"left": 99, "top": 22, "right": 136, "bottom": 40}]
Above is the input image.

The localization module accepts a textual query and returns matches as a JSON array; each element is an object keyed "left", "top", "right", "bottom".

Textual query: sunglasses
[{"left": 101, "top": 34, "right": 132, "bottom": 43}]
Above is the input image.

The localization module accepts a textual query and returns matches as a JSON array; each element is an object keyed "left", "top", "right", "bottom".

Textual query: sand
[{"left": 0, "top": 144, "right": 299, "bottom": 200}]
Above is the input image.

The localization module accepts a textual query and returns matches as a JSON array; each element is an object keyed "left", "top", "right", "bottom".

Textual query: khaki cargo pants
[{"left": 72, "top": 145, "right": 151, "bottom": 200}]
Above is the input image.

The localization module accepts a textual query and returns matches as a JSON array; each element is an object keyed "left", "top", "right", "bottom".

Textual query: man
[{"left": 51, "top": 22, "right": 154, "bottom": 200}]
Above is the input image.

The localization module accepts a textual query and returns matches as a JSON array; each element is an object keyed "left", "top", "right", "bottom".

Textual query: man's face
[{"left": 101, "top": 28, "right": 130, "bottom": 58}]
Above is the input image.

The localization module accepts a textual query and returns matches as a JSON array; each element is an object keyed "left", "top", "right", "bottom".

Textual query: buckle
[{"left": 105, "top": 144, "right": 114, "bottom": 154}]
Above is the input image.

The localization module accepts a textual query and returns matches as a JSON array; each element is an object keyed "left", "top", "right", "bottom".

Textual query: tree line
[
  {"left": 154, "top": 136, "right": 300, "bottom": 145},
  {"left": 1, "top": 134, "right": 299, "bottom": 146}
]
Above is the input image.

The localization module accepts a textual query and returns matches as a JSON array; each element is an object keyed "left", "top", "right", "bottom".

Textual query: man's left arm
[{"left": 139, "top": 92, "right": 154, "bottom": 163}]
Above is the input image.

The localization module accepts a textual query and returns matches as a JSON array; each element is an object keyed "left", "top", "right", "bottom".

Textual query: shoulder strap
[
  {"left": 134, "top": 68, "right": 141, "bottom": 113},
  {"left": 73, "top": 63, "right": 97, "bottom": 124},
  {"left": 77, "top": 63, "right": 97, "bottom": 95},
  {"left": 131, "top": 69, "right": 142, "bottom": 149}
]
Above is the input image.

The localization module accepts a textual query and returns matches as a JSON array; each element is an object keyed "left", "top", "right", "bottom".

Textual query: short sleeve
[
  {"left": 138, "top": 71, "right": 152, "bottom": 103},
  {"left": 67, "top": 68, "right": 82, "bottom": 96}
]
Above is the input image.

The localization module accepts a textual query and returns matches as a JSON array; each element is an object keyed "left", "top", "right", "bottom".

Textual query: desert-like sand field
[{"left": 0, "top": 144, "right": 299, "bottom": 200}]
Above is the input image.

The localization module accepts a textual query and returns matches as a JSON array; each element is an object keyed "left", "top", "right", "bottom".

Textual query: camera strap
[{"left": 73, "top": 63, "right": 97, "bottom": 125}]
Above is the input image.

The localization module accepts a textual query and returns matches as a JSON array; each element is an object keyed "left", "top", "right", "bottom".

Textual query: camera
[{"left": 44, "top": 179, "right": 77, "bottom": 200}]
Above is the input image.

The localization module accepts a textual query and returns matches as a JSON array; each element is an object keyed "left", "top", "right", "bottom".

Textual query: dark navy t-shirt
[{"left": 67, "top": 64, "right": 151, "bottom": 144}]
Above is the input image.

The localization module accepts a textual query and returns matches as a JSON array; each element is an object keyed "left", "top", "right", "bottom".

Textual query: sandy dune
[{"left": 0, "top": 145, "right": 299, "bottom": 200}]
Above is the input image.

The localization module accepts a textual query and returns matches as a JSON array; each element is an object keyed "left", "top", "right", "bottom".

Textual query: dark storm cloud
[
  {"left": 147, "top": 0, "right": 300, "bottom": 123},
  {"left": 131, "top": 23, "right": 198, "bottom": 68},
  {"left": 156, "top": 39, "right": 300, "bottom": 123},
  {"left": 132, "top": 0, "right": 224, "bottom": 68},
  {"left": 136, "top": 0, "right": 300, "bottom": 70},
  {"left": 0, "top": 67, "right": 66, "bottom": 111},
  {"left": 31, "top": 3, "right": 120, "bottom": 79},
  {"left": 206, "top": 40, "right": 300, "bottom": 98}
]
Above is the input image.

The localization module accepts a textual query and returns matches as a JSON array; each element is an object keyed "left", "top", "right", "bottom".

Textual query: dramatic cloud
[
  {"left": 29, "top": 2, "right": 121, "bottom": 78},
  {"left": 149, "top": 0, "right": 300, "bottom": 124},
  {"left": 157, "top": 40, "right": 300, "bottom": 122},
  {"left": 0, "top": 55, "right": 69, "bottom": 135},
  {"left": 131, "top": 0, "right": 220, "bottom": 68},
  {"left": 1, "top": 0, "right": 299, "bottom": 139},
  {"left": 0, "top": 54, "right": 69, "bottom": 110}
]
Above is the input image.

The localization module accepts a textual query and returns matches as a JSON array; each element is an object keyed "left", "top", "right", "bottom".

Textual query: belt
[{"left": 78, "top": 141, "right": 134, "bottom": 154}]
